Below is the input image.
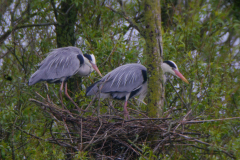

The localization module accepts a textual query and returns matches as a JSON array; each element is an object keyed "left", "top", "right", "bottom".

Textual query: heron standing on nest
[
  {"left": 29, "top": 46, "right": 102, "bottom": 109},
  {"left": 86, "top": 61, "right": 189, "bottom": 119}
]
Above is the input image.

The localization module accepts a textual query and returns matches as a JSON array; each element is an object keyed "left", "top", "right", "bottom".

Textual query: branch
[
  {"left": 65, "top": 4, "right": 75, "bottom": 15},
  {"left": 175, "top": 132, "right": 235, "bottom": 159},
  {"left": 106, "top": 5, "right": 142, "bottom": 33},
  {"left": 0, "top": 22, "right": 57, "bottom": 45},
  {"left": 83, "top": 119, "right": 103, "bottom": 151},
  {"left": 15, "top": 126, "right": 43, "bottom": 141},
  {"left": 16, "top": 22, "right": 58, "bottom": 29},
  {"left": 183, "top": 117, "right": 240, "bottom": 124},
  {"left": 168, "top": 79, "right": 187, "bottom": 106},
  {"left": 50, "top": 0, "right": 58, "bottom": 19},
  {"left": 174, "top": 109, "right": 192, "bottom": 132}
]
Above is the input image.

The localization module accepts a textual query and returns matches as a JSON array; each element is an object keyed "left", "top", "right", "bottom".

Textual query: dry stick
[
  {"left": 46, "top": 93, "right": 74, "bottom": 117},
  {"left": 47, "top": 94, "right": 51, "bottom": 103},
  {"left": 29, "top": 98, "right": 78, "bottom": 119},
  {"left": 30, "top": 98, "right": 64, "bottom": 113},
  {"left": 174, "top": 109, "right": 192, "bottom": 132},
  {"left": 183, "top": 117, "right": 240, "bottom": 124},
  {"left": 35, "top": 92, "right": 46, "bottom": 100},
  {"left": 127, "top": 139, "right": 143, "bottom": 153},
  {"left": 153, "top": 136, "right": 169, "bottom": 153},
  {"left": 100, "top": 134, "right": 108, "bottom": 151},
  {"left": 114, "top": 139, "right": 147, "bottom": 159},
  {"left": 49, "top": 120, "right": 60, "bottom": 145},
  {"left": 91, "top": 129, "right": 110, "bottom": 145},
  {"left": 31, "top": 98, "right": 60, "bottom": 122},
  {"left": 127, "top": 106, "right": 149, "bottom": 118},
  {"left": 83, "top": 119, "right": 103, "bottom": 151},
  {"left": 62, "top": 118, "right": 73, "bottom": 144},
  {"left": 49, "top": 121, "right": 78, "bottom": 151},
  {"left": 163, "top": 107, "right": 177, "bottom": 118},
  {"left": 124, "top": 118, "right": 171, "bottom": 122}
]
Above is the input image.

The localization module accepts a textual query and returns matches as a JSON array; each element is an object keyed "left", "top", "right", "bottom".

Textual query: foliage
[{"left": 0, "top": 0, "right": 239, "bottom": 159}]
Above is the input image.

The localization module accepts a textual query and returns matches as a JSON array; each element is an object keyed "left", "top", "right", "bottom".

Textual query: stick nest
[{"left": 29, "top": 93, "right": 236, "bottom": 160}]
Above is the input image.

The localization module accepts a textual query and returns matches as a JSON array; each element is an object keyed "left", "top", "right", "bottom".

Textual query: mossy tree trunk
[
  {"left": 55, "top": 0, "right": 77, "bottom": 47},
  {"left": 143, "top": 0, "right": 164, "bottom": 117}
]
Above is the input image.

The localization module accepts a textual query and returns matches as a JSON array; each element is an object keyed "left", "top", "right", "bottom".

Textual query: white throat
[
  {"left": 161, "top": 63, "right": 177, "bottom": 75},
  {"left": 90, "top": 54, "right": 96, "bottom": 65}
]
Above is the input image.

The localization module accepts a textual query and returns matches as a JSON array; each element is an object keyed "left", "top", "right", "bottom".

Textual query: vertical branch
[{"left": 144, "top": 0, "right": 163, "bottom": 117}]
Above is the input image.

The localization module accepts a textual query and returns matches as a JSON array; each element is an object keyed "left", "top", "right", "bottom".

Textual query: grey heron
[
  {"left": 29, "top": 46, "right": 102, "bottom": 109},
  {"left": 86, "top": 61, "right": 189, "bottom": 119}
]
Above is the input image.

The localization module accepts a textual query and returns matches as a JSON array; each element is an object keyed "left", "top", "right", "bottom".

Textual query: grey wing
[
  {"left": 29, "top": 47, "right": 83, "bottom": 85},
  {"left": 100, "top": 63, "right": 147, "bottom": 93}
]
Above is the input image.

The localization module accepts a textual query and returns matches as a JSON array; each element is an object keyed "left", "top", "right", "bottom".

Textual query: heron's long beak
[
  {"left": 91, "top": 63, "right": 103, "bottom": 77},
  {"left": 174, "top": 70, "right": 189, "bottom": 84}
]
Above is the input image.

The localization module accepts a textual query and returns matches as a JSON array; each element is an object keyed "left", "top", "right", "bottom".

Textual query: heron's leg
[
  {"left": 64, "top": 82, "right": 82, "bottom": 112},
  {"left": 123, "top": 101, "right": 130, "bottom": 120},
  {"left": 59, "top": 81, "right": 64, "bottom": 108}
]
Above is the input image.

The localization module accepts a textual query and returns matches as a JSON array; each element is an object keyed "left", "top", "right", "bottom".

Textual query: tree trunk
[
  {"left": 143, "top": 0, "right": 164, "bottom": 117},
  {"left": 56, "top": 0, "right": 77, "bottom": 47}
]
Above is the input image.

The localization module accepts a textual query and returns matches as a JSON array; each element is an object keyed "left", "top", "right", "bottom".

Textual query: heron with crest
[
  {"left": 86, "top": 61, "right": 189, "bottom": 119},
  {"left": 29, "top": 46, "right": 102, "bottom": 109}
]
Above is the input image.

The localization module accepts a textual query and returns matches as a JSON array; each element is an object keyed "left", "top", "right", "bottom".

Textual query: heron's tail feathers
[
  {"left": 86, "top": 81, "right": 100, "bottom": 96},
  {"left": 28, "top": 71, "right": 43, "bottom": 86}
]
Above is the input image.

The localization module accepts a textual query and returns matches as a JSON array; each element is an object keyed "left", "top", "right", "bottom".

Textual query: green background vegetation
[{"left": 0, "top": 0, "right": 239, "bottom": 159}]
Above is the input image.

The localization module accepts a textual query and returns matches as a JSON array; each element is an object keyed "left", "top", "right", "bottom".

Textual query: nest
[{"left": 29, "top": 92, "right": 237, "bottom": 160}]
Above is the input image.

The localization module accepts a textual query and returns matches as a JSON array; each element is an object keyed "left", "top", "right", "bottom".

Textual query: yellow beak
[
  {"left": 91, "top": 63, "right": 103, "bottom": 77},
  {"left": 174, "top": 70, "right": 189, "bottom": 84}
]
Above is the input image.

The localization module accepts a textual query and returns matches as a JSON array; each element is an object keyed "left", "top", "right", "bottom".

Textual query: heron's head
[
  {"left": 161, "top": 60, "right": 189, "bottom": 84},
  {"left": 84, "top": 54, "right": 102, "bottom": 77}
]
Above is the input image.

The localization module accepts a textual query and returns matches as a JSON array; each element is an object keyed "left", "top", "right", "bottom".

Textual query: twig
[
  {"left": 168, "top": 79, "right": 186, "bottom": 106},
  {"left": 83, "top": 119, "right": 103, "bottom": 151},
  {"left": 106, "top": 5, "right": 142, "bottom": 33},
  {"left": 62, "top": 118, "right": 73, "bottom": 143},
  {"left": 15, "top": 126, "right": 43, "bottom": 141},
  {"left": 153, "top": 136, "right": 169, "bottom": 152},
  {"left": 183, "top": 117, "right": 240, "bottom": 124},
  {"left": 124, "top": 118, "right": 171, "bottom": 122},
  {"left": 174, "top": 109, "right": 192, "bottom": 132}
]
